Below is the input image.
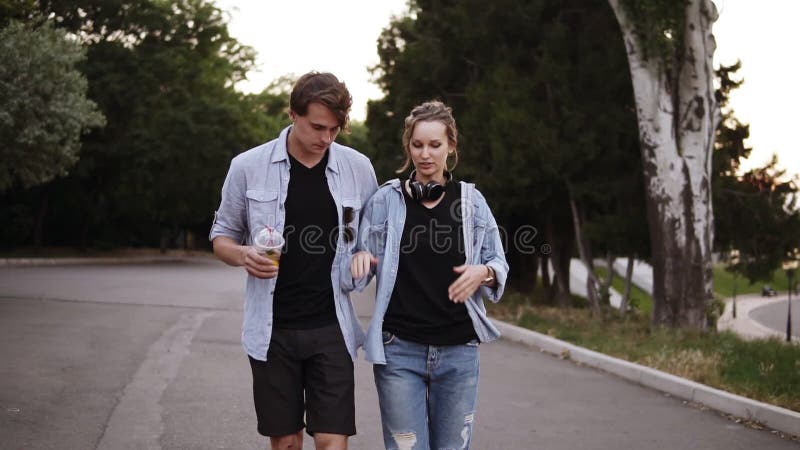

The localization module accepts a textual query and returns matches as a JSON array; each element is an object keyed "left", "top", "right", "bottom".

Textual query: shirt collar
[{"left": 271, "top": 124, "right": 340, "bottom": 174}]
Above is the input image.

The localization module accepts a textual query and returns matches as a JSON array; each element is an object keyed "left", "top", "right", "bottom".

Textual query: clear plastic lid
[{"left": 253, "top": 226, "right": 284, "bottom": 249}]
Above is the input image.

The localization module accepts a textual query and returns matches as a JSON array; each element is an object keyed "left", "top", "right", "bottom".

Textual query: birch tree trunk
[
  {"left": 569, "top": 194, "right": 601, "bottom": 315},
  {"left": 607, "top": 0, "right": 720, "bottom": 329}
]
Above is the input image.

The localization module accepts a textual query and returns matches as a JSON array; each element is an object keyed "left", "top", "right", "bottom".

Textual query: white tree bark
[{"left": 608, "top": 0, "right": 720, "bottom": 328}]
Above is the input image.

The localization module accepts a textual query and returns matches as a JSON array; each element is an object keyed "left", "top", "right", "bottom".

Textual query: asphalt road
[
  {"left": 0, "top": 259, "right": 796, "bottom": 449},
  {"left": 750, "top": 298, "right": 800, "bottom": 339}
]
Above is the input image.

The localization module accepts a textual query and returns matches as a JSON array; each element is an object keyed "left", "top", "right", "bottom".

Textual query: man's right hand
[
  {"left": 351, "top": 251, "right": 378, "bottom": 279},
  {"left": 244, "top": 247, "right": 279, "bottom": 279},
  {"left": 212, "top": 237, "right": 279, "bottom": 279}
]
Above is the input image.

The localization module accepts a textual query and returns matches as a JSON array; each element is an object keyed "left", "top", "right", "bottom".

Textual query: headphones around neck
[{"left": 408, "top": 170, "right": 452, "bottom": 202}]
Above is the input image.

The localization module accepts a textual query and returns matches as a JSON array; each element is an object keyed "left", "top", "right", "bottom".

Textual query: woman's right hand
[{"left": 351, "top": 251, "right": 378, "bottom": 279}]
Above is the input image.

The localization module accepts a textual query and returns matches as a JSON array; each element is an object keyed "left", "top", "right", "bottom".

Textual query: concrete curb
[
  {"left": 0, "top": 253, "right": 219, "bottom": 267},
  {"left": 493, "top": 319, "right": 800, "bottom": 438},
  {"left": 0, "top": 257, "right": 190, "bottom": 266}
]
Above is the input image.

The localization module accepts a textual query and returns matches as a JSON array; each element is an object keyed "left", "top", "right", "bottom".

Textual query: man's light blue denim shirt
[
  {"left": 342, "top": 179, "right": 509, "bottom": 364},
  {"left": 209, "top": 125, "right": 378, "bottom": 362}
]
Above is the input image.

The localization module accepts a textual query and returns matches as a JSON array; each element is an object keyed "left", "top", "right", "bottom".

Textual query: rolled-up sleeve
[
  {"left": 477, "top": 194, "right": 509, "bottom": 303},
  {"left": 341, "top": 194, "right": 381, "bottom": 293},
  {"left": 209, "top": 156, "right": 247, "bottom": 243}
]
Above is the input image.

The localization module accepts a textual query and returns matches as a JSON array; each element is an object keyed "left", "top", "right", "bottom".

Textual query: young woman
[{"left": 344, "top": 101, "right": 508, "bottom": 450}]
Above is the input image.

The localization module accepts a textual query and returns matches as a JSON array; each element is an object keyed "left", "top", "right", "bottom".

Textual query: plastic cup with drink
[{"left": 253, "top": 226, "right": 284, "bottom": 267}]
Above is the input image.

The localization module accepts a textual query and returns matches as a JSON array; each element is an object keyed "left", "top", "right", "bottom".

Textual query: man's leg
[
  {"left": 270, "top": 430, "right": 304, "bottom": 450},
  {"left": 313, "top": 432, "right": 348, "bottom": 450},
  {"left": 249, "top": 328, "right": 306, "bottom": 445},
  {"left": 302, "top": 323, "right": 356, "bottom": 448}
]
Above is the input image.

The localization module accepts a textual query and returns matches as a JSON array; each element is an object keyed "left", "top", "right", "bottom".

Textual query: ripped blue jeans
[{"left": 373, "top": 332, "right": 480, "bottom": 450}]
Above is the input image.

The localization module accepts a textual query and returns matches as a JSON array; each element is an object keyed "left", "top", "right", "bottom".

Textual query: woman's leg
[
  {"left": 427, "top": 341, "right": 480, "bottom": 450},
  {"left": 373, "top": 333, "right": 430, "bottom": 450}
]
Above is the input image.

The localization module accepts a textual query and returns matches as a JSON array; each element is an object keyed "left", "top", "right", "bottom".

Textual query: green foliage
[
  {"left": 0, "top": 0, "right": 284, "bottom": 250},
  {"left": 713, "top": 264, "right": 792, "bottom": 298},
  {"left": 595, "top": 266, "right": 653, "bottom": 315},
  {"left": 704, "top": 295, "right": 725, "bottom": 329},
  {"left": 66, "top": 0, "right": 261, "bottom": 247},
  {"left": 617, "top": 0, "right": 687, "bottom": 62},
  {"left": 336, "top": 121, "right": 370, "bottom": 155},
  {"left": 0, "top": 0, "right": 37, "bottom": 25},
  {"left": 367, "top": 0, "right": 648, "bottom": 292},
  {"left": 0, "top": 20, "right": 105, "bottom": 192},
  {"left": 712, "top": 62, "right": 800, "bottom": 284}
]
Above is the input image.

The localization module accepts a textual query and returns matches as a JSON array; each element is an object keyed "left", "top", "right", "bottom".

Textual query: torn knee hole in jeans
[
  {"left": 392, "top": 431, "right": 417, "bottom": 450},
  {"left": 460, "top": 413, "right": 475, "bottom": 448}
]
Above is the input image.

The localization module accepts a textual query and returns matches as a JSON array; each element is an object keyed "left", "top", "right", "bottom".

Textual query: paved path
[
  {"left": 0, "top": 260, "right": 797, "bottom": 449},
  {"left": 718, "top": 293, "right": 799, "bottom": 342}
]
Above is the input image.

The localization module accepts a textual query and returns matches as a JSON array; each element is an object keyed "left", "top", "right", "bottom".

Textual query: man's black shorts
[{"left": 248, "top": 322, "right": 355, "bottom": 437}]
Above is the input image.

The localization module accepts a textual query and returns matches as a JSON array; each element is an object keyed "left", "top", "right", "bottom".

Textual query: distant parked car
[{"left": 762, "top": 285, "right": 777, "bottom": 297}]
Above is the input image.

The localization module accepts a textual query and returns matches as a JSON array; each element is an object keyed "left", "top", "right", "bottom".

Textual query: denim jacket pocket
[
  {"left": 246, "top": 189, "right": 279, "bottom": 234},
  {"left": 363, "top": 219, "right": 389, "bottom": 257},
  {"left": 382, "top": 331, "right": 396, "bottom": 345}
]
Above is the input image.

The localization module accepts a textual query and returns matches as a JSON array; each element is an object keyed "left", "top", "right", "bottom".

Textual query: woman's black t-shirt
[{"left": 382, "top": 180, "right": 478, "bottom": 345}]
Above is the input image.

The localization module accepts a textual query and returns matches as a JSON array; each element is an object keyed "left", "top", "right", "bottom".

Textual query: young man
[{"left": 209, "top": 72, "right": 378, "bottom": 450}]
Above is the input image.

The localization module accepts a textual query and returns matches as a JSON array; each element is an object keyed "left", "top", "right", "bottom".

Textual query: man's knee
[
  {"left": 270, "top": 430, "right": 303, "bottom": 450},
  {"left": 313, "top": 432, "right": 348, "bottom": 450}
]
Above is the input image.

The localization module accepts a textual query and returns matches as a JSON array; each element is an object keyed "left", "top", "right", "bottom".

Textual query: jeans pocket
[
  {"left": 382, "top": 331, "right": 396, "bottom": 345},
  {"left": 466, "top": 339, "right": 480, "bottom": 347}
]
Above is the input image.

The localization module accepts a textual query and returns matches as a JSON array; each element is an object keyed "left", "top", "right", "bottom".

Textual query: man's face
[{"left": 289, "top": 102, "right": 341, "bottom": 159}]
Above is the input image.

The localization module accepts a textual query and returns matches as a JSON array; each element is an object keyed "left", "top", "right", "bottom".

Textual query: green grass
[
  {"left": 713, "top": 265, "right": 791, "bottom": 298},
  {"left": 594, "top": 266, "right": 653, "bottom": 316},
  {"left": 595, "top": 263, "right": 791, "bottom": 306},
  {"left": 488, "top": 294, "right": 800, "bottom": 413}
]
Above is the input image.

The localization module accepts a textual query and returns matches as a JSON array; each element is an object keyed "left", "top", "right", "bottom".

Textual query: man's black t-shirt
[
  {"left": 272, "top": 150, "right": 338, "bottom": 329},
  {"left": 383, "top": 180, "right": 478, "bottom": 345}
]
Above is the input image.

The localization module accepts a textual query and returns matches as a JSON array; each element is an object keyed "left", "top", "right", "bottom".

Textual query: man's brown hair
[{"left": 289, "top": 72, "right": 352, "bottom": 132}]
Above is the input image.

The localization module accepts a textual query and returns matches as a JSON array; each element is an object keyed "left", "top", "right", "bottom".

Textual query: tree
[
  {"left": 712, "top": 61, "right": 800, "bottom": 283},
  {"left": 368, "top": 0, "right": 647, "bottom": 308},
  {"left": 0, "top": 0, "right": 276, "bottom": 250},
  {"left": 607, "top": 0, "right": 720, "bottom": 329},
  {"left": 712, "top": 62, "right": 800, "bottom": 284},
  {"left": 0, "top": 20, "right": 105, "bottom": 192}
]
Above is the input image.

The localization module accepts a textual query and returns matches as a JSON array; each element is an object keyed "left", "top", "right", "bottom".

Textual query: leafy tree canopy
[{"left": 0, "top": 20, "right": 105, "bottom": 192}]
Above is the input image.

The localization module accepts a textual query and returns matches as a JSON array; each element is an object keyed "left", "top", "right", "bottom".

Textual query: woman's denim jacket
[{"left": 341, "top": 179, "right": 509, "bottom": 364}]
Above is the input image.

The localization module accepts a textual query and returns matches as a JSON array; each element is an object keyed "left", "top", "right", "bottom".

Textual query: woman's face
[{"left": 409, "top": 120, "right": 452, "bottom": 182}]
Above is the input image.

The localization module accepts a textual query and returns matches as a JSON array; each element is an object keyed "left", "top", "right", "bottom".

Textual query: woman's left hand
[{"left": 448, "top": 265, "right": 489, "bottom": 303}]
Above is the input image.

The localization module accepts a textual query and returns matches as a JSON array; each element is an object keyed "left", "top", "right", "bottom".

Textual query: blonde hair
[{"left": 396, "top": 100, "right": 459, "bottom": 173}]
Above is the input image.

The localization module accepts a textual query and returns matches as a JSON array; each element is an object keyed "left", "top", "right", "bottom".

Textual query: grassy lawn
[
  {"left": 595, "top": 263, "right": 793, "bottom": 307},
  {"left": 713, "top": 265, "right": 792, "bottom": 298},
  {"left": 488, "top": 291, "right": 800, "bottom": 413},
  {"left": 594, "top": 266, "right": 653, "bottom": 316}
]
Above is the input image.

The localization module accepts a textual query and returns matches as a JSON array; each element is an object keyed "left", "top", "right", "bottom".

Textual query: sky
[{"left": 215, "top": 0, "right": 799, "bottom": 180}]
